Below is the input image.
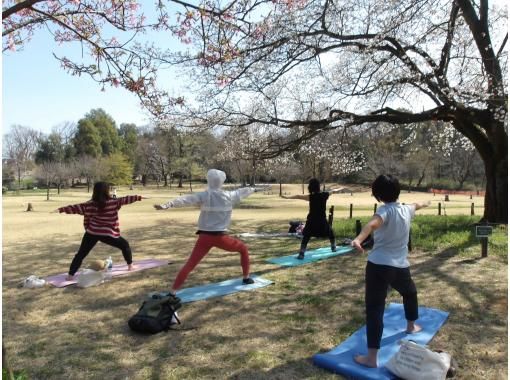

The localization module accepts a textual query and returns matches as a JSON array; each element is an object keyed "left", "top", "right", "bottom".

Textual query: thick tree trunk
[
  {"left": 178, "top": 174, "right": 183, "bottom": 188},
  {"left": 416, "top": 169, "right": 426, "bottom": 188},
  {"left": 483, "top": 154, "right": 507, "bottom": 223},
  {"left": 454, "top": 115, "right": 507, "bottom": 223}
]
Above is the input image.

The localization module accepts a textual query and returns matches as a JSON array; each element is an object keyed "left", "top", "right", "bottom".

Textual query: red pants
[{"left": 172, "top": 234, "right": 250, "bottom": 290}]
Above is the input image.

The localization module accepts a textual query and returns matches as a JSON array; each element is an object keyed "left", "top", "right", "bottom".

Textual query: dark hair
[
  {"left": 308, "top": 178, "right": 321, "bottom": 194},
  {"left": 92, "top": 181, "right": 111, "bottom": 209},
  {"left": 372, "top": 175, "right": 400, "bottom": 203}
]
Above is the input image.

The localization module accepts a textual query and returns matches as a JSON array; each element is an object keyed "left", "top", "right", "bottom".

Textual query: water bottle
[
  {"left": 104, "top": 256, "right": 113, "bottom": 281},
  {"left": 106, "top": 256, "right": 113, "bottom": 271}
]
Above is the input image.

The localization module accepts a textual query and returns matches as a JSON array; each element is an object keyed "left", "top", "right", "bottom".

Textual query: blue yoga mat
[
  {"left": 266, "top": 246, "right": 354, "bottom": 267},
  {"left": 154, "top": 275, "right": 274, "bottom": 303},
  {"left": 313, "top": 303, "right": 449, "bottom": 379}
]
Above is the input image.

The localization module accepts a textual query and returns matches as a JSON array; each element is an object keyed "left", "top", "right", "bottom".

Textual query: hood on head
[{"left": 207, "top": 169, "right": 226, "bottom": 190}]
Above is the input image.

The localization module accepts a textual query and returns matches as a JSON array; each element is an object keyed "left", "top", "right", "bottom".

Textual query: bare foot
[
  {"left": 354, "top": 354, "right": 377, "bottom": 368},
  {"left": 127, "top": 264, "right": 134, "bottom": 271},
  {"left": 406, "top": 323, "right": 422, "bottom": 334},
  {"left": 65, "top": 275, "right": 75, "bottom": 281}
]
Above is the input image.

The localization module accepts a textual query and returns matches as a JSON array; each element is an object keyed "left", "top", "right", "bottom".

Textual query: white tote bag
[{"left": 385, "top": 340, "right": 451, "bottom": 380}]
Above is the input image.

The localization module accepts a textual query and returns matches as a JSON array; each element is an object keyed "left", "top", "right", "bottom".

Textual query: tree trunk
[
  {"left": 251, "top": 157, "right": 256, "bottom": 186},
  {"left": 178, "top": 174, "right": 183, "bottom": 188},
  {"left": 87, "top": 178, "right": 91, "bottom": 193},
  {"left": 57, "top": 183, "right": 61, "bottom": 195},
  {"left": 416, "top": 168, "right": 427, "bottom": 188},
  {"left": 189, "top": 175, "right": 193, "bottom": 192},
  {"left": 164, "top": 174, "right": 168, "bottom": 187},
  {"left": 279, "top": 180, "right": 282, "bottom": 196},
  {"left": 482, "top": 154, "right": 507, "bottom": 223}
]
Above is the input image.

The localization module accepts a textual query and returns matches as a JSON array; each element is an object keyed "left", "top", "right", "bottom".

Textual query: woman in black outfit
[{"left": 281, "top": 178, "right": 346, "bottom": 259}]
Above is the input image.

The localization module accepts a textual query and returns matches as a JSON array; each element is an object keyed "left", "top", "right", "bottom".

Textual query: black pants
[
  {"left": 300, "top": 225, "right": 335, "bottom": 252},
  {"left": 365, "top": 261, "right": 418, "bottom": 349},
  {"left": 68, "top": 232, "right": 133, "bottom": 275}
]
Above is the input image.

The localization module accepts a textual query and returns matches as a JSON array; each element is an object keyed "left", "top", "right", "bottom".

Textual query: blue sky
[
  {"left": 2, "top": 33, "right": 152, "bottom": 134},
  {"left": 2, "top": 6, "right": 185, "bottom": 135}
]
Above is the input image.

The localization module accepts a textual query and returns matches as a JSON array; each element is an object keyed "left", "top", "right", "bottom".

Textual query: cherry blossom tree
[
  {"left": 263, "top": 152, "right": 298, "bottom": 195},
  {"left": 4, "top": 0, "right": 507, "bottom": 222},
  {"left": 218, "top": 124, "right": 282, "bottom": 185},
  {"left": 429, "top": 122, "right": 483, "bottom": 189},
  {"left": 161, "top": 0, "right": 508, "bottom": 222}
]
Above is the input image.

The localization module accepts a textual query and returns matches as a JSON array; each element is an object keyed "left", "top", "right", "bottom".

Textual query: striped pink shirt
[{"left": 58, "top": 195, "right": 142, "bottom": 238}]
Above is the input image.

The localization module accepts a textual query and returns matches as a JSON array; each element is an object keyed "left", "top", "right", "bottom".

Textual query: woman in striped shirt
[{"left": 55, "top": 182, "right": 145, "bottom": 281}]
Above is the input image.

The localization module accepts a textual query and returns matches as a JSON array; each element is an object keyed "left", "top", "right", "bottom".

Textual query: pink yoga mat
[{"left": 45, "top": 258, "right": 170, "bottom": 287}]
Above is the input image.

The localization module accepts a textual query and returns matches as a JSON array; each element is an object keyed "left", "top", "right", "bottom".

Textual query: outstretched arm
[
  {"left": 351, "top": 215, "right": 383, "bottom": 253},
  {"left": 413, "top": 200, "right": 431, "bottom": 210},
  {"left": 56, "top": 203, "right": 86, "bottom": 215},
  {"left": 329, "top": 187, "right": 348, "bottom": 194},
  {"left": 154, "top": 193, "right": 202, "bottom": 210},
  {"left": 117, "top": 195, "right": 143, "bottom": 206},
  {"left": 280, "top": 194, "right": 309, "bottom": 201}
]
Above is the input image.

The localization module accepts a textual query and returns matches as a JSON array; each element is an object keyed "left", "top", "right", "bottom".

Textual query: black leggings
[
  {"left": 68, "top": 232, "right": 133, "bottom": 275},
  {"left": 365, "top": 261, "right": 418, "bottom": 349},
  {"left": 300, "top": 226, "right": 335, "bottom": 253}
]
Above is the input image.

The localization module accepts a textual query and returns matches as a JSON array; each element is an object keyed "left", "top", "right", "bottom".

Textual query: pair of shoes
[
  {"left": 297, "top": 252, "right": 305, "bottom": 260},
  {"left": 242, "top": 278, "right": 255, "bottom": 285},
  {"left": 22, "top": 275, "right": 46, "bottom": 288}
]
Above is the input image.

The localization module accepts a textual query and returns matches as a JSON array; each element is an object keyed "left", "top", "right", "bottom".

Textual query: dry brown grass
[{"left": 2, "top": 185, "right": 505, "bottom": 380}]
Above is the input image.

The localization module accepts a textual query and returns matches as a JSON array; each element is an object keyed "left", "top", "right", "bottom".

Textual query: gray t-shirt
[{"left": 367, "top": 202, "right": 416, "bottom": 268}]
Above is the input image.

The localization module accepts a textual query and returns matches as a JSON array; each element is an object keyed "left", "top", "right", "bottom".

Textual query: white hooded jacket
[{"left": 160, "top": 169, "right": 254, "bottom": 232}]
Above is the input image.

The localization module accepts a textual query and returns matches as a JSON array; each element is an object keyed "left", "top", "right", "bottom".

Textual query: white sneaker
[{"left": 23, "top": 275, "right": 46, "bottom": 288}]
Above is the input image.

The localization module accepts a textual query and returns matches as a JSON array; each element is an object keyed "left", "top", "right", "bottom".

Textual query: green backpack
[{"left": 128, "top": 294, "right": 182, "bottom": 334}]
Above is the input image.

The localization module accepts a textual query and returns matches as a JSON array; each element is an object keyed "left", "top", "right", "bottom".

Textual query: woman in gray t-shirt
[{"left": 351, "top": 174, "right": 430, "bottom": 368}]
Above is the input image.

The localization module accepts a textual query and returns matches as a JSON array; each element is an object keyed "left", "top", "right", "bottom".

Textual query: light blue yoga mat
[
  {"left": 313, "top": 303, "right": 449, "bottom": 379},
  {"left": 266, "top": 246, "right": 354, "bottom": 267},
  {"left": 155, "top": 275, "right": 273, "bottom": 303}
]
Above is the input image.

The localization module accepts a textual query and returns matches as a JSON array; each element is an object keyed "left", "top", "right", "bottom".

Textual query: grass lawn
[{"left": 2, "top": 184, "right": 506, "bottom": 379}]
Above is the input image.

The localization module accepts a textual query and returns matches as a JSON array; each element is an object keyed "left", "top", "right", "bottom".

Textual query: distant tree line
[{"left": 2, "top": 108, "right": 484, "bottom": 197}]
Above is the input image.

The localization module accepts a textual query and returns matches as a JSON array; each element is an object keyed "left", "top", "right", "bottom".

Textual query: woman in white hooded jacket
[{"left": 154, "top": 169, "right": 256, "bottom": 294}]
